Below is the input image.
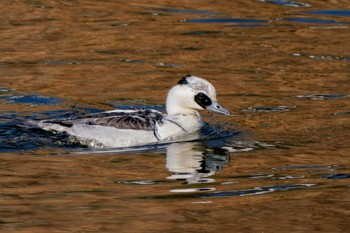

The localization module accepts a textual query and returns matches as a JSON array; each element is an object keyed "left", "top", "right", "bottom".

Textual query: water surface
[{"left": 0, "top": 0, "right": 350, "bottom": 232}]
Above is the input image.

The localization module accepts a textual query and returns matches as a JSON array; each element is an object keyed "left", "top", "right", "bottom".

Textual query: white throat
[{"left": 165, "top": 84, "right": 203, "bottom": 132}]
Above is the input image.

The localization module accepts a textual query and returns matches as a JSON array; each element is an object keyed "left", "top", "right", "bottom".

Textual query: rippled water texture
[{"left": 0, "top": 0, "right": 350, "bottom": 232}]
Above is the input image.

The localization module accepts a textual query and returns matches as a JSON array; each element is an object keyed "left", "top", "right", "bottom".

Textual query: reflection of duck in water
[
  {"left": 166, "top": 142, "right": 229, "bottom": 184},
  {"left": 31, "top": 75, "right": 230, "bottom": 148}
]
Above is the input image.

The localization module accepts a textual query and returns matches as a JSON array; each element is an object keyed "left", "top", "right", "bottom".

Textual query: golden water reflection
[{"left": 1, "top": 0, "right": 350, "bottom": 232}]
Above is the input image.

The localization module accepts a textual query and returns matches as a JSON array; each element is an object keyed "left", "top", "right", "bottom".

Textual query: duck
[{"left": 35, "top": 75, "right": 230, "bottom": 148}]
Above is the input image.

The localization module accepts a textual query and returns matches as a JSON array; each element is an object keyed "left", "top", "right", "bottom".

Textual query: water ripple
[
  {"left": 272, "top": 165, "right": 334, "bottom": 170},
  {"left": 243, "top": 106, "right": 296, "bottom": 112},
  {"left": 258, "top": 0, "right": 311, "bottom": 7},
  {"left": 0, "top": 88, "right": 15, "bottom": 93},
  {"left": 148, "top": 7, "right": 218, "bottom": 15},
  {"left": 143, "top": 183, "right": 316, "bottom": 199},
  {"left": 282, "top": 17, "right": 350, "bottom": 24},
  {"left": 182, "top": 18, "right": 269, "bottom": 24},
  {"left": 326, "top": 174, "right": 350, "bottom": 179},
  {"left": 0, "top": 94, "right": 63, "bottom": 106},
  {"left": 305, "top": 10, "right": 350, "bottom": 17},
  {"left": 296, "top": 94, "right": 350, "bottom": 100},
  {"left": 201, "top": 184, "right": 316, "bottom": 197},
  {"left": 293, "top": 53, "right": 350, "bottom": 61},
  {"left": 116, "top": 180, "right": 165, "bottom": 185}
]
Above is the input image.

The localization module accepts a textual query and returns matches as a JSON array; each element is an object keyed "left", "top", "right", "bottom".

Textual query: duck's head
[{"left": 166, "top": 75, "right": 230, "bottom": 116}]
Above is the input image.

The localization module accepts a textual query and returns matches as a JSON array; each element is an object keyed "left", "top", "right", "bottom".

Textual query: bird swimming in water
[{"left": 34, "top": 75, "right": 230, "bottom": 148}]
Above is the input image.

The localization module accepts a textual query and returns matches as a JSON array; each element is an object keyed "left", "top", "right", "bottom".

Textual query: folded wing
[{"left": 43, "top": 109, "right": 164, "bottom": 131}]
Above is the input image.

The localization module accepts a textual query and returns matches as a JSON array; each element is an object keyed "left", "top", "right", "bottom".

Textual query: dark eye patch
[{"left": 195, "top": 92, "right": 212, "bottom": 109}]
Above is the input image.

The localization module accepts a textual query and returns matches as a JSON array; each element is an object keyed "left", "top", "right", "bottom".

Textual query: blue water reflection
[
  {"left": 305, "top": 10, "right": 350, "bottom": 17},
  {"left": 258, "top": 0, "right": 311, "bottom": 7},
  {"left": 282, "top": 17, "right": 350, "bottom": 24},
  {"left": 184, "top": 18, "right": 269, "bottom": 23}
]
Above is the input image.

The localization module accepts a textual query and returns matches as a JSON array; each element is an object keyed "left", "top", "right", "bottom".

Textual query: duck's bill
[{"left": 206, "top": 101, "right": 230, "bottom": 116}]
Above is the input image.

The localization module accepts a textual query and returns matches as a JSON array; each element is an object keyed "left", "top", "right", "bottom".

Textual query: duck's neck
[
  {"left": 166, "top": 109, "right": 203, "bottom": 132},
  {"left": 166, "top": 106, "right": 199, "bottom": 117},
  {"left": 165, "top": 85, "right": 203, "bottom": 131},
  {"left": 166, "top": 85, "right": 197, "bottom": 116}
]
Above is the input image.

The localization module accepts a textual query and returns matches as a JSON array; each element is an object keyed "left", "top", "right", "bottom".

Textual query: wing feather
[{"left": 43, "top": 109, "right": 164, "bottom": 131}]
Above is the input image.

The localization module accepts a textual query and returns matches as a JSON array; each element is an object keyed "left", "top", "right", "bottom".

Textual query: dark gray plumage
[{"left": 43, "top": 109, "right": 164, "bottom": 131}]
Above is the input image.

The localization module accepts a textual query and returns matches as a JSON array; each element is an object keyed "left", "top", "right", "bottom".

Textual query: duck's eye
[{"left": 195, "top": 92, "right": 212, "bottom": 109}]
